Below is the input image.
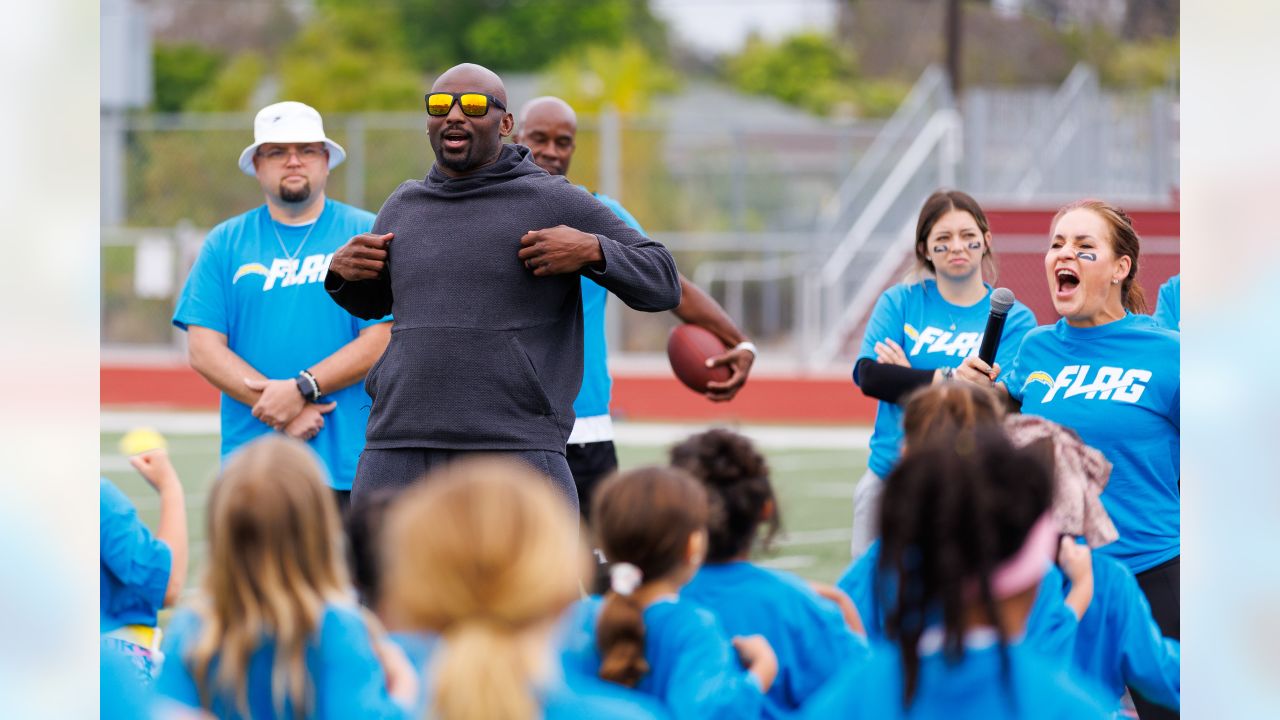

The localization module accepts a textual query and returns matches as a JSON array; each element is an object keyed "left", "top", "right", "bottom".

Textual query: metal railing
[{"left": 101, "top": 68, "right": 1178, "bottom": 367}]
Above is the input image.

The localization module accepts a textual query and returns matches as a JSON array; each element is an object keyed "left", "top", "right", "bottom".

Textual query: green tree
[
  {"left": 277, "top": 5, "right": 423, "bottom": 111},
  {"left": 185, "top": 53, "right": 268, "bottom": 112},
  {"left": 322, "top": 0, "right": 668, "bottom": 73},
  {"left": 152, "top": 44, "right": 225, "bottom": 113},
  {"left": 540, "top": 40, "right": 679, "bottom": 115},
  {"left": 725, "top": 32, "right": 909, "bottom": 118}
]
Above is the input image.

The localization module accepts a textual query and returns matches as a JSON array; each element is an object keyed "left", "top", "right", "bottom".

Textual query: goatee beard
[
  {"left": 438, "top": 150, "right": 473, "bottom": 173},
  {"left": 280, "top": 180, "right": 312, "bottom": 204}
]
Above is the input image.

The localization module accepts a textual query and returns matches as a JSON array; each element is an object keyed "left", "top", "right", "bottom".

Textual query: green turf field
[{"left": 102, "top": 427, "right": 869, "bottom": 597}]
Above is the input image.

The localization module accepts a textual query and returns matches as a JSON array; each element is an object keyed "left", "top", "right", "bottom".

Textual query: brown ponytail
[
  {"left": 1052, "top": 199, "right": 1148, "bottom": 314},
  {"left": 591, "top": 466, "right": 709, "bottom": 687},
  {"left": 596, "top": 594, "right": 650, "bottom": 687}
]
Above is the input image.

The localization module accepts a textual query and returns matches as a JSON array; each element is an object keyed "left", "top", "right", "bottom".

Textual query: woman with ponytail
[
  {"left": 672, "top": 429, "right": 868, "bottom": 718},
  {"left": 382, "top": 456, "right": 668, "bottom": 720},
  {"left": 805, "top": 429, "right": 1110, "bottom": 719},
  {"left": 155, "top": 436, "right": 416, "bottom": 718},
  {"left": 563, "top": 466, "right": 778, "bottom": 719},
  {"left": 958, "top": 200, "right": 1180, "bottom": 720}
]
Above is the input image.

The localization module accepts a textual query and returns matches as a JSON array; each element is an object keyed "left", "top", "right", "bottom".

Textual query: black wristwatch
[{"left": 295, "top": 370, "right": 322, "bottom": 402}]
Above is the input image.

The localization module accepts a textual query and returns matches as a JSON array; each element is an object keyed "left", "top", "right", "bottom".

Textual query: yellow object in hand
[{"left": 119, "top": 427, "right": 167, "bottom": 456}]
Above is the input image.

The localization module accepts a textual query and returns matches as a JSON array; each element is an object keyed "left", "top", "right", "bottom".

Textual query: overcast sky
[{"left": 650, "top": 0, "right": 839, "bottom": 56}]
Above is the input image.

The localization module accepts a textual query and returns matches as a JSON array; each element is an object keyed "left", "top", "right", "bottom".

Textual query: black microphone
[{"left": 977, "top": 288, "right": 1016, "bottom": 366}]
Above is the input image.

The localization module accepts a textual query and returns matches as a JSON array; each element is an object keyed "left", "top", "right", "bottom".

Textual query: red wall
[{"left": 102, "top": 206, "right": 1178, "bottom": 424}]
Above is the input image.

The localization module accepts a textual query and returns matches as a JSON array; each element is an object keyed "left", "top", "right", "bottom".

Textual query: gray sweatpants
[
  {"left": 849, "top": 467, "right": 884, "bottom": 560},
  {"left": 351, "top": 447, "right": 578, "bottom": 517}
]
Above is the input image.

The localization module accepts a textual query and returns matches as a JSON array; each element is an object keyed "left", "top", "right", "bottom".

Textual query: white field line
[
  {"left": 101, "top": 411, "right": 872, "bottom": 449},
  {"left": 805, "top": 482, "right": 856, "bottom": 499},
  {"left": 757, "top": 555, "right": 816, "bottom": 570},
  {"left": 102, "top": 411, "right": 220, "bottom": 434},
  {"left": 776, "top": 527, "right": 852, "bottom": 546},
  {"left": 100, "top": 455, "right": 135, "bottom": 472},
  {"left": 768, "top": 455, "right": 862, "bottom": 472}
]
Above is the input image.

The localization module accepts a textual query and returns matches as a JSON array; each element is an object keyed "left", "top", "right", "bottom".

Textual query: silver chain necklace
[{"left": 270, "top": 214, "right": 319, "bottom": 260}]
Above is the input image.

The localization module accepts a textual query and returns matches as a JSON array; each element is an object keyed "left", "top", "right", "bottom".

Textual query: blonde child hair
[
  {"left": 187, "top": 436, "right": 352, "bottom": 717},
  {"left": 383, "top": 457, "right": 589, "bottom": 720}
]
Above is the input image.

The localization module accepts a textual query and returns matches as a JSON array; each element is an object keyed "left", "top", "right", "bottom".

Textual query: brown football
[{"left": 667, "top": 324, "right": 731, "bottom": 394}]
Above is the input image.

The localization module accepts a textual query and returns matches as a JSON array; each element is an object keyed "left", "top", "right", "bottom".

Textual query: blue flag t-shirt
[
  {"left": 855, "top": 280, "right": 1036, "bottom": 477},
  {"left": 1152, "top": 274, "right": 1180, "bottom": 331},
  {"left": 561, "top": 595, "right": 764, "bottom": 720},
  {"left": 683, "top": 562, "right": 869, "bottom": 718},
  {"left": 172, "top": 199, "right": 391, "bottom": 489},
  {"left": 100, "top": 478, "right": 172, "bottom": 631},
  {"left": 574, "top": 192, "right": 646, "bottom": 420},
  {"left": 1004, "top": 314, "right": 1180, "bottom": 573}
]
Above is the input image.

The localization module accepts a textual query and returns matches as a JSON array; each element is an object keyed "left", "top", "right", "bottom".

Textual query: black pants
[
  {"left": 332, "top": 489, "right": 352, "bottom": 519},
  {"left": 1131, "top": 555, "right": 1180, "bottom": 719},
  {"left": 351, "top": 447, "right": 578, "bottom": 517},
  {"left": 567, "top": 440, "right": 619, "bottom": 594},
  {"left": 566, "top": 440, "right": 620, "bottom": 522}
]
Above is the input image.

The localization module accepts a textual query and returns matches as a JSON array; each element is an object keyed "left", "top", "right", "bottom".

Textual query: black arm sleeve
[
  {"left": 324, "top": 270, "right": 393, "bottom": 320},
  {"left": 853, "top": 357, "right": 936, "bottom": 404}
]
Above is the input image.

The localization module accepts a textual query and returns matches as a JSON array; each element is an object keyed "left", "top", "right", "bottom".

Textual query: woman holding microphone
[
  {"left": 958, "top": 199, "right": 1179, "bottom": 720},
  {"left": 849, "top": 190, "right": 1035, "bottom": 559}
]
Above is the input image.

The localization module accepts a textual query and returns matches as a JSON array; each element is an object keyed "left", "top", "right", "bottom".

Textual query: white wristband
[{"left": 732, "top": 341, "right": 758, "bottom": 357}]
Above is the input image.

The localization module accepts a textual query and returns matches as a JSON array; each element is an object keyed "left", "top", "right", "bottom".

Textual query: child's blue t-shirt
[
  {"left": 156, "top": 602, "right": 405, "bottom": 719},
  {"left": 682, "top": 561, "right": 870, "bottom": 717},
  {"left": 172, "top": 199, "right": 391, "bottom": 490},
  {"left": 855, "top": 280, "right": 1036, "bottom": 477},
  {"left": 102, "top": 640, "right": 156, "bottom": 720},
  {"left": 100, "top": 478, "right": 171, "bottom": 631},
  {"left": 1152, "top": 274, "right": 1180, "bottom": 330},
  {"left": 388, "top": 629, "right": 670, "bottom": 720},
  {"left": 561, "top": 595, "right": 765, "bottom": 720},
  {"left": 1003, "top": 314, "right": 1180, "bottom": 573},
  {"left": 574, "top": 192, "right": 646, "bottom": 420},
  {"left": 1070, "top": 553, "right": 1180, "bottom": 711},
  {"left": 835, "top": 540, "right": 1077, "bottom": 660},
  {"left": 800, "top": 635, "right": 1111, "bottom": 719}
]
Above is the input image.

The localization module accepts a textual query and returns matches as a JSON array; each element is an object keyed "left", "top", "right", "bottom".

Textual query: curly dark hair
[
  {"left": 877, "top": 427, "right": 1053, "bottom": 708},
  {"left": 669, "top": 428, "right": 781, "bottom": 563}
]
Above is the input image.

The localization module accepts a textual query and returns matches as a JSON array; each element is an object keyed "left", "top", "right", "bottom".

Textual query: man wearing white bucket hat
[{"left": 172, "top": 101, "right": 392, "bottom": 513}]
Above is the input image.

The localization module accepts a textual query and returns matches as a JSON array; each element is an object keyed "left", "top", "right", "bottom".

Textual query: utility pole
[{"left": 945, "top": 0, "right": 963, "bottom": 99}]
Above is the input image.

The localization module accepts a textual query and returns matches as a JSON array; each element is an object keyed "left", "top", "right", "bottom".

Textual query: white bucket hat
[{"left": 237, "top": 101, "right": 347, "bottom": 177}]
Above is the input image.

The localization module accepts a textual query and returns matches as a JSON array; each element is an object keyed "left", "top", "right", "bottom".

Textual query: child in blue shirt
[
  {"left": 671, "top": 428, "right": 869, "bottom": 717},
  {"left": 851, "top": 190, "right": 1035, "bottom": 558},
  {"left": 379, "top": 456, "right": 670, "bottom": 720},
  {"left": 1068, "top": 552, "right": 1180, "bottom": 712},
  {"left": 812, "top": 429, "right": 1109, "bottom": 719},
  {"left": 838, "top": 383, "right": 1091, "bottom": 659},
  {"left": 155, "top": 437, "right": 414, "bottom": 719},
  {"left": 562, "top": 466, "right": 777, "bottom": 719},
  {"left": 100, "top": 449, "right": 188, "bottom": 681}
]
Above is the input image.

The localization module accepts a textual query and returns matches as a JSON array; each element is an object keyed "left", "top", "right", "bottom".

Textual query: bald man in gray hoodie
[{"left": 325, "top": 64, "right": 681, "bottom": 511}]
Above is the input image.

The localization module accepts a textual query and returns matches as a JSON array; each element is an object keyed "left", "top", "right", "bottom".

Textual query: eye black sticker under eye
[
  {"left": 1076, "top": 252, "right": 1097, "bottom": 262},
  {"left": 967, "top": 241, "right": 983, "bottom": 251}
]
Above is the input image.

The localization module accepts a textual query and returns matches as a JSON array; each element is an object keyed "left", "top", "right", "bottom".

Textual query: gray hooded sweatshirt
[{"left": 325, "top": 144, "right": 680, "bottom": 453}]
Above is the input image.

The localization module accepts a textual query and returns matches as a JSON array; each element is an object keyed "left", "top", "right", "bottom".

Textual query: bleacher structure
[{"left": 102, "top": 65, "right": 1179, "bottom": 400}]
